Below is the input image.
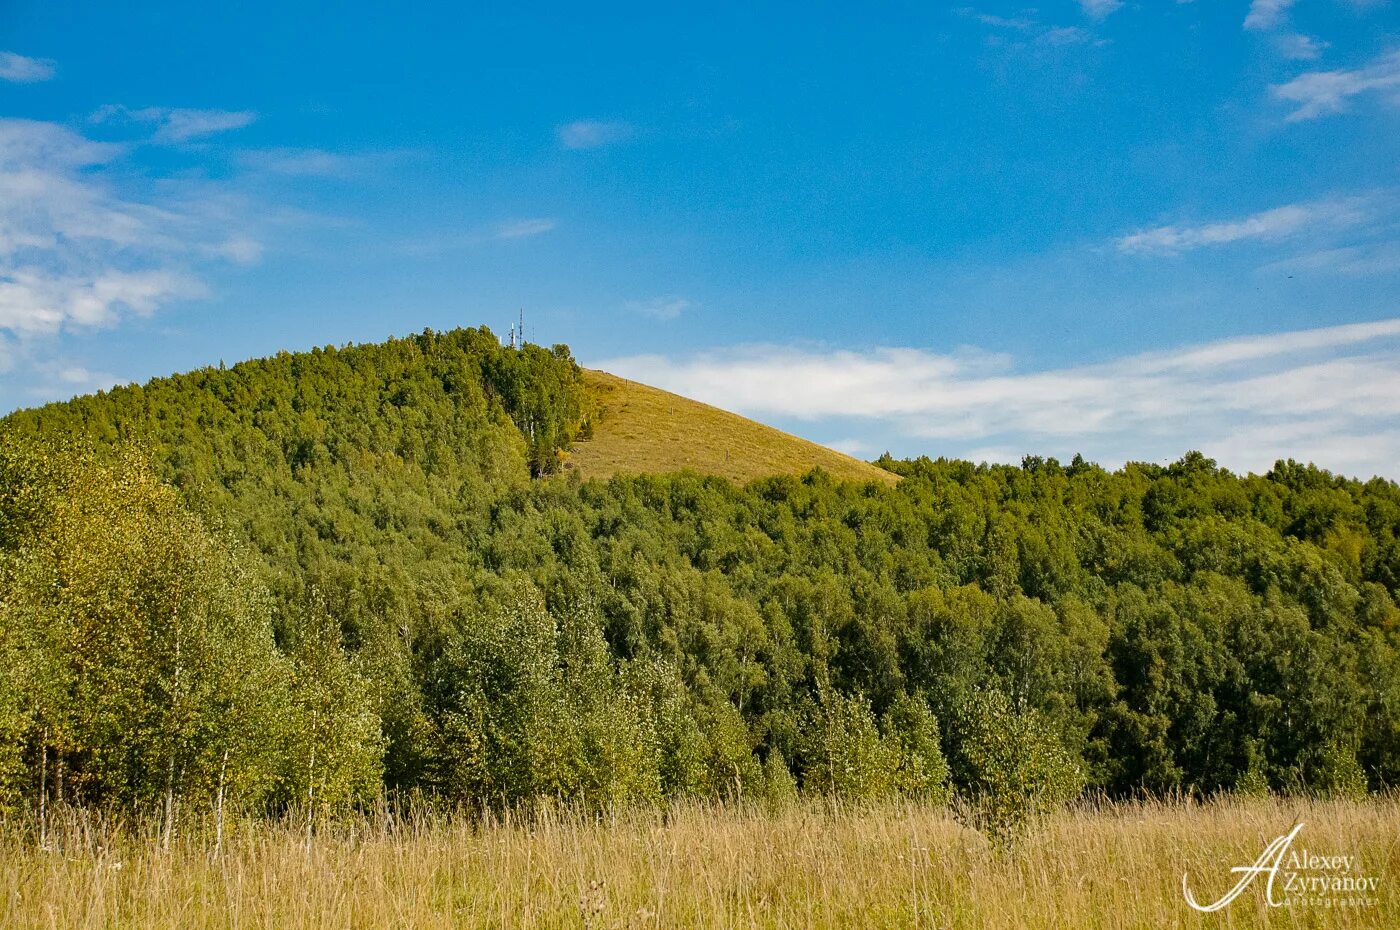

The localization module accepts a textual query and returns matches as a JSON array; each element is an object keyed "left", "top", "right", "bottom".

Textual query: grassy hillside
[{"left": 568, "top": 369, "right": 897, "bottom": 485}]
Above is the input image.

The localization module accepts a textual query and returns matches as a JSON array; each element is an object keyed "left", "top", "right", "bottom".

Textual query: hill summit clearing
[{"left": 566, "top": 369, "right": 897, "bottom": 485}]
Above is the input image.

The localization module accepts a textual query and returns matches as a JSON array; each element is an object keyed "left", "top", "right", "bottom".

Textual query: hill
[
  {"left": 567, "top": 369, "right": 897, "bottom": 485},
  {"left": 2, "top": 327, "right": 1400, "bottom": 819}
]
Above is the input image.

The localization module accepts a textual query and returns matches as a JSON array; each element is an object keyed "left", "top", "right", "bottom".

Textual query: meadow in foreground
[{"left": 3, "top": 795, "right": 1396, "bottom": 930}]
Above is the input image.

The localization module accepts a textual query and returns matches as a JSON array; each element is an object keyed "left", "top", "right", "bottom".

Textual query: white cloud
[
  {"left": 494, "top": 218, "right": 557, "bottom": 240},
  {"left": 238, "top": 148, "right": 354, "bottom": 176},
  {"left": 626, "top": 296, "right": 692, "bottom": 320},
  {"left": 0, "top": 117, "right": 258, "bottom": 342},
  {"left": 963, "top": 11, "right": 1036, "bottom": 30},
  {"left": 92, "top": 105, "right": 257, "bottom": 143},
  {"left": 1276, "top": 33, "right": 1328, "bottom": 62},
  {"left": 1039, "top": 26, "right": 1098, "bottom": 47},
  {"left": 1115, "top": 199, "right": 1369, "bottom": 254},
  {"left": 1244, "top": 0, "right": 1295, "bottom": 30},
  {"left": 0, "top": 51, "right": 55, "bottom": 83},
  {"left": 209, "top": 235, "right": 263, "bottom": 264},
  {"left": 0, "top": 268, "right": 204, "bottom": 334},
  {"left": 825, "top": 438, "right": 874, "bottom": 457},
  {"left": 1271, "top": 48, "right": 1400, "bottom": 121},
  {"left": 958, "top": 8, "right": 1105, "bottom": 48},
  {"left": 1078, "top": 0, "right": 1122, "bottom": 20},
  {"left": 236, "top": 147, "right": 411, "bottom": 177},
  {"left": 1258, "top": 242, "right": 1400, "bottom": 276},
  {"left": 595, "top": 318, "right": 1400, "bottom": 479},
  {"left": 556, "top": 120, "right": 634, "bottom": 150}
]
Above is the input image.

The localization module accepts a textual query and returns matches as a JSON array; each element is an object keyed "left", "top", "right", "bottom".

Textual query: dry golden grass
[
  {"left": 4, "top": 796, "right": 1397, "bottom": 929},
  {"left": 565, "top": 369, "right": 899, "bottom": 486}
]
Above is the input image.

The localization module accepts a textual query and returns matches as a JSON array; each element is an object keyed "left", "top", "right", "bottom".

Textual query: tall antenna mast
[{"left": 518, "top": 307, "right": 525, "bottom": 347}]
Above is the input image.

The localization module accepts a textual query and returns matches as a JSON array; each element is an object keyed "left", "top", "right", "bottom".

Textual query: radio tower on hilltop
[{"left": 506, "top": 308, "right": 526, "bottom": 350}]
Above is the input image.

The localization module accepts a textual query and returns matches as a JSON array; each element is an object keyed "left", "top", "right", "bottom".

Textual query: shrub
[
  {"left": 884, "top": 693, "right": 952, "bottom": 803},
  {"left": 949, "top": 688, "right": 1083, "bottom": 845}
]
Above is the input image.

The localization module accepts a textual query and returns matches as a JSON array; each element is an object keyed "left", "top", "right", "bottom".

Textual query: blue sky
[{"left": 2, "top": 1, "right": 1399, "bottom": 476}]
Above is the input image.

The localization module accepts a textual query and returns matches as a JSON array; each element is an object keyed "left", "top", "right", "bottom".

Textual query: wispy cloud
[
  {"left": 625, "top": 296, "right": 692, "bottom": 321},
  {"left": 959, "top": 10, "right": 1037, "bottom": 30},
  {"left": 1259, "top": 242, "right": 1400, "bottom": 277},
  {"left": 1078, "top": 0, "right": 1122, "bottom": 21},
  {"left": 0, "top": 51, "right": 55, "bottom": 83},
  {"left": 556, "top": 120, "right": 634, "bottom": 150},
  {"left": 236, "top": 147, "right": 406, "bottom": 177},
  {"left": 0, "top": 268, "right": 205, "bottom": 334},
  {"left": 1115, "top": 198, "right": 1370, "bottom": 254},
  {"left": 1244, "top": 0, "right": 1295, "bottom": 30},
  {"left": 92, "top": 105, "right": 257, "bottom": 143},
  {"left": 597, "top": 319, "right": 1400, "bottom": 479},
  {"left": 1271, "top": 48, "right": 1400, "bottom": 121},
  {"left": 494, "top": 217, "right": 557, "bottom": 240},
  {"left": 392, "top": 217, "right": 560, "bottom": 254},
  {"left": 1276, "top": 33, "right": 1329, "bottom": 62},
  {"left": 0, "top": 117, "right": 260, "bottom": 402},
  {"left": 956, "top": 7, "right": 1104, "bottom": 49},
  {"left": 825, "top": 438, "right": 874, "bottom": 457}
]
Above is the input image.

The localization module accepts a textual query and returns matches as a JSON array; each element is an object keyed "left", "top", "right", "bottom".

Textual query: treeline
[{"left": 2, "top": 329, "right": 1398, "bottom": 834}]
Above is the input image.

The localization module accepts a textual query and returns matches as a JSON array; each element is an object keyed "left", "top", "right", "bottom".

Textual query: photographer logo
[{"left": 1182, "top": 823, "right": 1379, "bottom": 912}]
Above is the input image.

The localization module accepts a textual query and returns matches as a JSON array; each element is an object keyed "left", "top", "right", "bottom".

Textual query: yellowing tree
[{"left": 0, "top": 442, "right": 286, "bottom": 830}]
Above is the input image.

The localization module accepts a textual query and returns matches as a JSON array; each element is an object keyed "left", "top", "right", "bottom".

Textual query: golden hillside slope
[{"left": 565, "top": 369, "right": 898, "bottom": 485}]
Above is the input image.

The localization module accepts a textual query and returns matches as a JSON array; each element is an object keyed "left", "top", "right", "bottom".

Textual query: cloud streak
[
  {"left": 1276, "top": 33, "right": 1328, "bottom": 62},
  {"left": 494, "top": 218, "right": 557, "bottom": 240},
  {"left": 0, "top": 117, "right": 262, "bottom": 404},
  {"left": 1271, "top": 48, "right": 1400, "bottom": 121},
  {"left": 1078, "top": 0, "right": 1122, "bottom": 21},
  {"left": 1244, "top": 0, "right": 1295, "bottom": 31},
  {"left": 1115, "top": 198, "right": 1371, "bottom": 254},
  {"left": 597, "top": 319, "right": 1400, "bottom": 479},
  {"left": 92, "top": 105, "right": 258, "bottom": 142},
  {"left": 956, "top": 7, "right": 1104, "bottom": 49},
  {"left": 556, "top": 120, "right": 634, "bottom": 150},
  {"left": 0, "top": 51, "right": 55, "bottom": 83},
  {"left": 626, "top": 296, "right": 692, "bottom": 320}
]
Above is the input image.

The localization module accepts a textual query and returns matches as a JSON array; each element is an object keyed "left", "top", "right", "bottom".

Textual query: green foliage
[
  {"left": 761, "top": 751, "right": 799, "bottom": 809},
  {"left": 0, "top": 442, "right": 287, "bottom": 816},
  {"left": 884, "top": 693, "right": 952, "bottom": 802},
  {"left": 1309, "top": 739, "right": 1368, "bottom": 800},
  {"left": 1235, "top": 741, "right": 1271, "bottom": 797},
  {"left": 798, "top": 686, "right": 897, "bottom": 800},
  {"left": 279, "top": 597, "right": 384, "bottom": 813},
  {"left": 3, "top": 335, "right": 1400, "bottom": 818},
  {"left": 949, "top": 689, "right": 1084, "bottom": 844},
  {"left": 426, "top": 591, "right": 663, "bottom": 809}
]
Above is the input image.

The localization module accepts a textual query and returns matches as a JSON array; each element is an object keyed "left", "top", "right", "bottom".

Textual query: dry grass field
[
  {"left": 4, "top": 796, "right": 1396, "bottom": 929},
  {"left": 565, "top": 369, "right": 899, "bottom": 485}
]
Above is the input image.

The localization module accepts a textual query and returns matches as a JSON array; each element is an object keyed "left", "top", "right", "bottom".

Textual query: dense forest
[{"left": 2, "top": 327, "right": 1398, "bottom": 836}]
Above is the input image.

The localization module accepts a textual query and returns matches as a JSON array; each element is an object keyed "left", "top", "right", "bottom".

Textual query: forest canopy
[{"left": 2, "top": 328, "right": 1398, "bottom": 827}]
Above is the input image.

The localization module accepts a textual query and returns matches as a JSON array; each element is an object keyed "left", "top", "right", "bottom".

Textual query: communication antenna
[
  {"left": 518, "top": 307, "right": 525, "bottom": 346},
  {"left": 508, "top": 322, "right": 517, "bottom": 350}
]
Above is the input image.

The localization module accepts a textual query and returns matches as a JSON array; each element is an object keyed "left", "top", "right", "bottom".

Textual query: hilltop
[
  {"left": 567, "top": 370, "right": 897, "bottom": 485},
  {"left": 2, "top": 327, "right": 1398, "bottom": 813}
]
